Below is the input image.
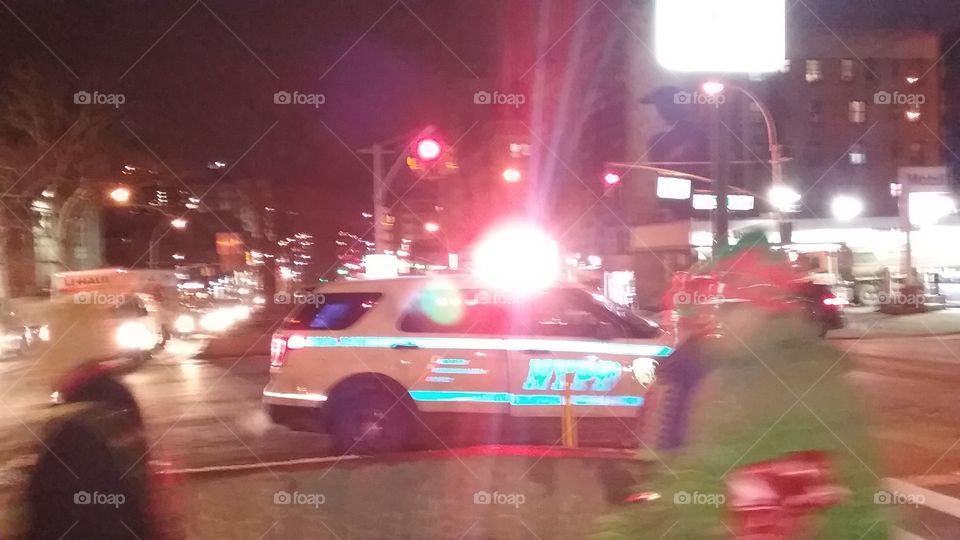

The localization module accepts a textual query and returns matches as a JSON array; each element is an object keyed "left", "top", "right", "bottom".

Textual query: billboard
[{"left": 655, "top": 0, "right": 786, "bottom": 73}]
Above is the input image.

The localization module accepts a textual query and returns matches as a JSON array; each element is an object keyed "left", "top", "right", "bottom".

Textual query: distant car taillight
[{"left": 270, "top": 336, "right": 287, "bottom": 368}]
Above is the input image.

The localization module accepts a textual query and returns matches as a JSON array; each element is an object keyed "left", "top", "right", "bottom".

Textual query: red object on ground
[{"left": 725, "top": 451, "right": 848, "bottom": 539}]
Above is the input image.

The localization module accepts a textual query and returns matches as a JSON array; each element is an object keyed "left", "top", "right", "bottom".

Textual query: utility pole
[{"left": 370, "top": 144, "right": 389, "bottom": 253}]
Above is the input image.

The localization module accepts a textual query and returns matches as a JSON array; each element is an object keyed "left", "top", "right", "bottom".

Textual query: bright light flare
[
  {"left": 502, "top": 167, "right": 522, "bottom": 183},
  {"left": 769, "top": 185, "right": 801, "bottom": 212},
  {"left": 109, "top": 186, "right": 131, "bottom": 203},
  {"left": 416, "top": 138, "right": 442, "bottom": 161},
  {"left": 199, "top": 308, "right": 235, "bottom": 333},
  {"left": 232, "top": 305, "right": 251, "bottom": 321},
  {"left": 655, "top": 0, "right": 786, "bottom": 73},
  {"left": 424, "top": 221, "right": 441, "bottom": 233},
  {"left": 604, "top": 172, "right": 621, "bottom": 185},
  {"left": 115, "top": 320, "right": 156, "bottom": 351},
  {"left": 171, "top": 218, "right": 188, "bottom": 229},
  {"left": 701, "top": 81, "right": 725, "bottom": 96},
  {"left": 472, "top": 223, "right": 560, "bottom": 294},
  {"left": 174, "top": 314, "right": 195, "bottom": 334},
  {"left": 831, "top": 195, "right": 863, "bottom": 221},
  {"left": 909, "top": 192, "right": 955, "bottom": 227}
]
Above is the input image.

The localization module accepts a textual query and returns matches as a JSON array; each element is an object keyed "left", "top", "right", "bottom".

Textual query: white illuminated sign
[
  {"left": 656, "top": 176, "right": 692, "bottom": 200},
  {"left": 655, "top": 0, "right": 786, "bottom": 73},
  {"left": 692, "top": 193, "right": 755, "bottom": 211},
  {"left": 364, "top": 254, "right": 399, "bottom": 279}
]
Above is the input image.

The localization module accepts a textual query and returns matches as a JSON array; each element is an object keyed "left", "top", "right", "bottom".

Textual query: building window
[
  {"left": 849, "top": 144, "right": 867, "bottom": 165},
  {"left": 909, "top": 141, "right": 926, "bottom": 165},
  {"left": 848, "top": 100, "right": 866, "bottom": 123},
  {"left": 840, "top": 59, "right": 855, "bottom": 81},
  {"left": 805, "top": 59, "right": 823, "bottom": 82},
  {"left": 808, "top": 100, "right": 823, "bottom": 123},
  {"left": 781, "top": 59, "right": 791, "bottom": 73}
]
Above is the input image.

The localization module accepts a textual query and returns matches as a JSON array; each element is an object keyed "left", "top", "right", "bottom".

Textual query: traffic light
[
  {"left": 406, "top": 136, "right": 456, "bottom": 173},
  {"left": 602, "top": 171, "right": 622, "bottom": 196},
  {"left": 416, "top": 138, "right": 442, "bottom": 161}
]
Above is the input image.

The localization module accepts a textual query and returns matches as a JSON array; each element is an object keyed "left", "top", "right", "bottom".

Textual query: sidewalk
[{"left": 829, "top": 308, "right": 960, "bottom": 340}]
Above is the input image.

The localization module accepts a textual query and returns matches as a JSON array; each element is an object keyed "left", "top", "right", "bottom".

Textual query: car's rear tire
[{"left": 329, "top": 390, "right": 414, "bottom": 455}]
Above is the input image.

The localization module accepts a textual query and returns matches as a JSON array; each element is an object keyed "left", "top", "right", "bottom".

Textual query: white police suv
[{"left": 263, "top": 274, "right": 672, "bottom": 453}]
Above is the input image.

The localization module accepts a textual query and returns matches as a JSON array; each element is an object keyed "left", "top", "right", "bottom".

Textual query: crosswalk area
[{"left": 886, "top": 475, "right": 960, "bottom": 539}]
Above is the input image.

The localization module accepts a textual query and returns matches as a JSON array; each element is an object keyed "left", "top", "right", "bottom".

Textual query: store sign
[
  {"left": 655, "top": 0, "right": 785, "bottom": 73},
  {"left": 656, "top": 176, "right": 692, "bottom": 200},
  {"left": 898, "top": 166, "right": 949, "bottom": 192},
  {"left": 692, "top": 193, "right": 755, "bottom": 211}
]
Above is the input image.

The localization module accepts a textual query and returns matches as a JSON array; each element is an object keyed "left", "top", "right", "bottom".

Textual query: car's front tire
[{"left": 329, "top": 390, "right": 414, "bottom": 455}]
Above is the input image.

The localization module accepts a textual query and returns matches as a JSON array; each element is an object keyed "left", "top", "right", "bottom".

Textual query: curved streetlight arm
[{"left": 722, "top": 83, "right": 782, "bottom": 189}]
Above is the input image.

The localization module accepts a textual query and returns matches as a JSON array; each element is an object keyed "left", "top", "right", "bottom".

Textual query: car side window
[
  {"left": 510, "top": 289, "right": 622, "bottom": 339},
  {"left": 399, "top": 289, "right": 509, "bottom": 334},
  {"left": 284, "top": 293, "right": 381, "bottom": 330}
]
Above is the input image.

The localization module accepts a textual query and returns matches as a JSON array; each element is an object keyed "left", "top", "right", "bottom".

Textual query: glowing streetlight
[
  {"left": 701, "top": 81, "right": 725, "bottom": 96},
  {"left": 170, "top": 218, "right": 188, "bottom": 229},
  {"left": 831, "top": 195, "right": 863, "bottom": 221},
  {"left": 109, "top": 186, "right": 131, "bottom": 203},
  {"left": 424, "top": 221, "right": 441, "bottom": 233}
]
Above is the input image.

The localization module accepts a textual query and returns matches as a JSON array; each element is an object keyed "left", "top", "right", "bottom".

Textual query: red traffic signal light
[{"left": 416, "top": 138, "right": 442, "bottom": 161}]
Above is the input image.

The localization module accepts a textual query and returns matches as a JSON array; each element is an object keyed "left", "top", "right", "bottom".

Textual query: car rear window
[{"left": 284, "top": 293, "right": 380, "bottom": 330}]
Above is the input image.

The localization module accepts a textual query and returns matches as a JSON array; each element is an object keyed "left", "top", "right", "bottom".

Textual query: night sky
[{"left": 1, "top": 0, "right": 959, "bottom": 271}]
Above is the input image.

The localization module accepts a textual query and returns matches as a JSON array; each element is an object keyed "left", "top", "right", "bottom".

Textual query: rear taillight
[
  {"left": 270, "top": 334, "right": 306, "bottom": 368},
  {"left": 270, "top": 336, "right": 287, "bottom": 368}
]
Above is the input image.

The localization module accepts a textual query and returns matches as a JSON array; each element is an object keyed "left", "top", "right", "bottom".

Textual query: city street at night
[{"left": 4, "top": 0, "right": 960, "bottom": 537}]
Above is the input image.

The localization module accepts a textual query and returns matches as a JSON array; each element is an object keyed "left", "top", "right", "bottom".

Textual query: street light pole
[{"left": 703, "top": 81, "right": 789, "bottom": 243}]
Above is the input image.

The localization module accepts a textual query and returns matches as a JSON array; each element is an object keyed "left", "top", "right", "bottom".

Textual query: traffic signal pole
[
  {"left": 360, "top": 125, "right": 438, "bottom": 253},
  {"left": 371, "top": 143, "right": 390, "bottom": 253},
  {"left": 710, "top": 101, "right": 729, "bottom": 252}
]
